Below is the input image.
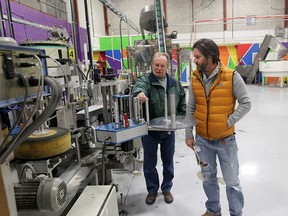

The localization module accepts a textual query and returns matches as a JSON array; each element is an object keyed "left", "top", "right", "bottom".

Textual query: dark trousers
[{"left": 142, "top": 132, "right": 175, "bottom": 193}]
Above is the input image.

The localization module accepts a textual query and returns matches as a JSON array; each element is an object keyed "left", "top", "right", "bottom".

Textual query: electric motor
[{"left": 14, "top": 177, "right": 67, "bottom": 211}]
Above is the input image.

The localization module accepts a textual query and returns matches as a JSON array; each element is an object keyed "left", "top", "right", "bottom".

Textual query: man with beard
[
  {"left": 132, "top": 52, "right": 186, "bottom": 205},
  {"left": 185, "top": 39, "right": 251, "bottom": 216}
]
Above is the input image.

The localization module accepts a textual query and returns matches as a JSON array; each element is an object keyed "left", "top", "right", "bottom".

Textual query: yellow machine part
[
  {"left": 2, "top": 127, "right": 10, "bottom": 144},
  {"left": 14, "top": 127, "right": 71, "bottom": 160}
]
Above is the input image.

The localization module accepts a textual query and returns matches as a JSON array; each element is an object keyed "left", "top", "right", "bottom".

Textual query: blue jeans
[
  {"left": 142, "top": 132, "right": 175, "bottom": 193},
  {"left": 195, "top": 134, "right": 244, "bottom": 216}
]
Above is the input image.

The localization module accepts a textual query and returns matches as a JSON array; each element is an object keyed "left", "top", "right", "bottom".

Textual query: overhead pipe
[
  {"left": 69, "top": 0, "right": 80, "bottom": 79},
  {"left": 84, "top": 0, "right": 94, "bottom": 79},
  {"left": 285, "top": 0, "right": 288, "bottom": 28},
  {"left": 163, "top": 0, "right": 167, "bottom": 34},
  {"left": 223, "top": 0, "right": 227, "bottom": 42},
  {"left": 5, "top": 0, "right": 14, "bottom": 38},
  {"left": 73, "top": 0, "right": 82, "bottom": 61},
  {"left": 0, "top": 0, "right": 5, "bottom": 37},
  {"left": 223, "top": 0, "right": 227, "bottom": 31},
  {"left": 232, "top": 0, "right": 234, "bottom": 39},
  {"left": 194, "top": 14, "right": 288, "bottom": 24},
  {"left": 103, "top": 5, "right": 109, "bottom": 35}
]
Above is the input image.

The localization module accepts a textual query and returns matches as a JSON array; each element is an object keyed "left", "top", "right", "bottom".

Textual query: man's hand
[
  {"left": 137, "top": 92, "right": 148, "bottom": 103},
  {"left": 185, "top": 137, "right": 195, "bottom": 150}
]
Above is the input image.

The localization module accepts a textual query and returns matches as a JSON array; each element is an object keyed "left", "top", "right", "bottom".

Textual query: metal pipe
[
  {"left": 103, "top": 5, "right": 109, "bottom": 35},
  {"left": 163, "top": 0, "right": 167, "bottom": 34},
  {"left": 74, "top": 135, "right": 81, "bottom": 163},
  {"left": 5, "top": 0, "right": 14, "bottom": 38},
  {"left": 102, "top": 143, "right": 106, "bottom": 185},
  {"left": 84, "top": 100, "right": 90, "bottom": 127},
  {"left": 232, "top": 0, "right": 234, "bottom": 39},
  {"left": 164, "top": 94, "right": 168, "bottom": 120},
  {"left": 170, "top": 93, "right": 176, "bottom": 124},
  {"left": 69, "top": 0, "right": 80, "bottom": 78},
  {"left": 0, "top": 0, "right": 6, "bottom": 37},
  {"left": 109, "top": 86, "right": 113, "bottom": 123},
  {"left": 133, "top": 97, "right": 139, "bottom": 123},
  {"left": 119, "top": 95, "right": 124, "bottom": 122},
  {"left": 84, "top": 0, "right": 94, "bottom": 79},
  {"left": 285, "top": 0, "right": 288, "bottom": 28},
  {"left": 128, "top": 96, "right": 133, "bottom": 122},
  {"left": 223, "top": 0, "right": 227, "bottom": 31},
  {"left": 126, "top": 14, "right": 131, "bottom": 46},
  {"left": 119, "top": 17, "right": 125, "bottom": 69},
  {"left": 114, "top": 97, "right": 119, "bottom": 129},
  {"left": 133, "top": 97, "right": 137, "bottom": 123},
  {"left": 101, "top": 86, "right": 109, "bottom": 123},
  {"left": 145, "top": 99, "right": 150, "bottom": 124}
]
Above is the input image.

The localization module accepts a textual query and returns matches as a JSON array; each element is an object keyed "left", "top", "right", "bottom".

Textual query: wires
[
  {"left": 0, "top": 73, "right": 28, "bottom": 152},
  {"left": 48, "top": 56, "right": 70, "bottom": 104},
  {"left": 49, "top": 56, "right": 69, "bottom": 78},
  {"left": 19, "top": 163, "right": 37, "bottom": 180},
  {"left": 0, "top": 55, "right": 46, "bottom": 163},
  {"left": 0, "top": 76, "right": 62, "bottom": 164}
]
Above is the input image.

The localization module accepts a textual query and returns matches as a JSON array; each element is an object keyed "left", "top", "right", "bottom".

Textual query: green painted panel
[
  {"left": 99, "top": 38, "right": 112, "bottom": 51},
  {"left": 100, "top": 35, "right": 158, "bottom": 51},
  {"left": 228, "top": 57, "right": 236, "bottom": 70},
  {"left": 100, "top": 36, "right": 130, "bottom": 51}
]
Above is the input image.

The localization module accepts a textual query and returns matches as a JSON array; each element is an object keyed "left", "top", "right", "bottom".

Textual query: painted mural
[{"left": 99, "top": 37, "right": 288, "bottom": 86}]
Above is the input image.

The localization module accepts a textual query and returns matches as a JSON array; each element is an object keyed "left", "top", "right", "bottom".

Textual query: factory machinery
[
  {"left": 236, "top": 34, "right": 288, "bottom": 84},
  {"left": 126, "top": 1, "right": 190, "bottom": 82},
  {"left": 0, "top": 30, "right": 150, "bottom": 215},
  {"left": 0, "top": 2, "right": 195, "bottom": 216}
]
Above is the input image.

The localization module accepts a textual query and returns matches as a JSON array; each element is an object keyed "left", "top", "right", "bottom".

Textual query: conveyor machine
[{"left": 238, "top": 34, "right": 288, "bottom": 83}]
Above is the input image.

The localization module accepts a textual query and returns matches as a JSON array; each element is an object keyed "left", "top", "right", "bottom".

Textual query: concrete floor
[{"left": 113, "top": 84, "right": 288, "bottom": 216}]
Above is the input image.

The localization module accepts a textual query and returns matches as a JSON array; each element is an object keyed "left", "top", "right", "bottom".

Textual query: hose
[{"left": 0, "top": 77, "right": 62, "bottom": 164}]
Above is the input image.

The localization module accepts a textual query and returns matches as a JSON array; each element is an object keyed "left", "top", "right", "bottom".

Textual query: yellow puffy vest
[{"left": 192, "top": 66, "right": 236, "bottom": 140}]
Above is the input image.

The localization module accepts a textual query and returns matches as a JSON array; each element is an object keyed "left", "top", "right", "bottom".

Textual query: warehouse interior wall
[
  {"left": 0, "top": 0, "right": 107, "bottom": 60},
  {"left": 76, "top": 0, "right": 106, "bottom": 50},
  {"left": 106, "top": 0, "right": 287, "bottom": 45},
  {"left": 2, "top": 0, "right": 287, "bottom": 72}
]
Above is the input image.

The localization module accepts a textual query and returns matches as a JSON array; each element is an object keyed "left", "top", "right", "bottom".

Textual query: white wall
[
  {"left": 104, "top": 0, "right": 287, "bottom": 46},
  {"left": 77, "top": 0, "right": 106, "bottom": 50},
  {"left": 106, "top": 0, "right": 153, "bottom": 36},
  {"left": 89, "top": 0, "right": 106, "bottom": 50}
]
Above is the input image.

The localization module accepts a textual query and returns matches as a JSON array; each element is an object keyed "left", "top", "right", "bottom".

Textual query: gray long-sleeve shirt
[{"left": 185, "top": 63, "right": 252, "bottom": 139}]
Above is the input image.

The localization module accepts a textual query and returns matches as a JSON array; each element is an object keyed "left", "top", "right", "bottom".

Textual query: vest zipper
[{"left": 197, "top": 77, "right": 210, "bottom": 137}]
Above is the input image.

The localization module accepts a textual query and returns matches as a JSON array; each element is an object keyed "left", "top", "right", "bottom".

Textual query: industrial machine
[
  {"left": 0, "top": 37, "right": 148, "bottom": 216},
  {"left": 0, "top": 41, "right": 71, "bottom": 216},
  {"left": 237, "top": 34, "right": 288, "bottom": 84},
  {"left": 0, "top": 2, "right": 195, "bottom": 216},
  {"left": 125, "top": 1, "right": 195, "bottom": 131},
  {"left": 126, "top": 1, "right": 182, "bottom": 81},
  {"left": 259, "top": 59, "right": 288, "bottom": 87}
]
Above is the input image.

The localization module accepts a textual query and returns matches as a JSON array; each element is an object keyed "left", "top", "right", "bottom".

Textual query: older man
[{"left": 132, "top": 52, "right": 186, "bottom": 205}]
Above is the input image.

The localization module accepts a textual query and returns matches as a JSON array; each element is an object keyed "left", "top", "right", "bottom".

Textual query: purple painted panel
[
  {"left": 1, "top": 0, "right": 87, "bottom": 60},
  {"left": 282, "top": 42, "right": 288, "bottom": 49}
]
